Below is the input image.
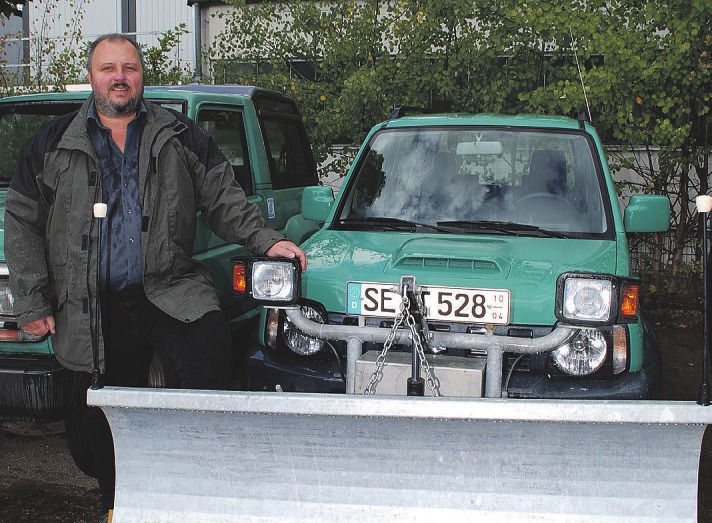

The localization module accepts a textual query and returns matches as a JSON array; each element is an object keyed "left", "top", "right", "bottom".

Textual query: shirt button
[
  {"left": 129, "top": 238, "right": 134, "bottom": 243},
  {"left": 124, "top": 183, "right": 129, "bottom": 188},
  {"left": 127, "top": 209, "right": 132, "bottom": 214}
]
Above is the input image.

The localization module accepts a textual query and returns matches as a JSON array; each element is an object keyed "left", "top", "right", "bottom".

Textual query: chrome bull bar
[{"left": 283, "top": 306, "right": 576, "bottom": 397}]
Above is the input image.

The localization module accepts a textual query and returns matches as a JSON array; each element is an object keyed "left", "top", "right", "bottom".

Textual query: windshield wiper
[
  {"left": 340, "top": 217, "right": 451, "bottom": 233},
  {"left": 436, "top": 220, "right": 568, "bottom": 238}
]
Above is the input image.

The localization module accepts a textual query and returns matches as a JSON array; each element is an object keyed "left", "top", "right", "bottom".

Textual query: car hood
[{"left": 302, "top": 230, "right": 619, "bottom": 325}]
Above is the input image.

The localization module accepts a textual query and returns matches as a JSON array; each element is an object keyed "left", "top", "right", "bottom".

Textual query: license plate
[{"left": 346, "top": 281, "right": 510, "bottom": 324}]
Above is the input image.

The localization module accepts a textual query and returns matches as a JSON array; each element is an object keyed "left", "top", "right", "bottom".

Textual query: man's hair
[{"left": 86, "top": 34, "right": 145, "bottom": 71}]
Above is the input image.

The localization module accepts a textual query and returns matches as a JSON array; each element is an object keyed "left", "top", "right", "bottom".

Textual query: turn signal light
[
  {"left": 233, "top": 263, "right": 247, "bottom": 293},
  {"left": 619, "top": 284, "right": 639, "bottom": 318}
]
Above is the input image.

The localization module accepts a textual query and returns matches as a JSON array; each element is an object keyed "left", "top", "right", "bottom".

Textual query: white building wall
[
  {"left": 0, "top": 13, "right": 26, "bottom": 79},
  {"left": 27, "top": 0, "right": 195, "bottom": 82},
  {"left": 135, "top": 0, "right": 195, "bottom": 72}
]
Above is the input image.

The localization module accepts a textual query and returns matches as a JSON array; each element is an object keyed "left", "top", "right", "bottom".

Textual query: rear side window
[
  {"left": 0, "top": 101, "right": 81, "bottom": 187},
  {"left": 197, "top": 108, "right": 253, "bottom": 196},
  {"left": 254, "top": 95, "right": 317, "bottom": 190}
]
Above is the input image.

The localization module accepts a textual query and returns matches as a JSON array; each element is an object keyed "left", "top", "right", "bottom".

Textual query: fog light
[{"left": 283, "top": 303, "right": 326, "bottom": 356}]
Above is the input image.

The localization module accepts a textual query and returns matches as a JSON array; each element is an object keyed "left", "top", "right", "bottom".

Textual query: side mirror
[
  {"left": 624, "top": 195, "right": 670, "bottom": 233},
  {"left": 302, "top": 185, "right": 334, "bottom": 223}
]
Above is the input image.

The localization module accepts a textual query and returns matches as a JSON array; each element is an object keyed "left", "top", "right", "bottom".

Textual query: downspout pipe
[{"left": 192, "top": 2, "right": 203, "bottom": 83}]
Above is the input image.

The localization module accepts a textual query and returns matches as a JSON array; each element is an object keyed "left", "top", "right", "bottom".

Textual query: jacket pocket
[{"left": 43, "top": 154, "right": 76, "bottom": 267}]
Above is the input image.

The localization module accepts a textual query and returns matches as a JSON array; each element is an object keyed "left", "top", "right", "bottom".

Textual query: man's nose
[{"left": 114, "top": 68, "right": 128, "bottom": 81}]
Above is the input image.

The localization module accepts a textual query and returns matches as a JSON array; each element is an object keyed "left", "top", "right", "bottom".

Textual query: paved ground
[
  {"left": 0, "top": 316, "right": 710, "bottom": 522},
  {"left": 0, "top": 421, "right": 102, "bottom": 522}
]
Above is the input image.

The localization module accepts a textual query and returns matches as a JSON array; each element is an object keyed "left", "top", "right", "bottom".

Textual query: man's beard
[{"left": 94, "top": 82, "right": 143, "bottom": 117}]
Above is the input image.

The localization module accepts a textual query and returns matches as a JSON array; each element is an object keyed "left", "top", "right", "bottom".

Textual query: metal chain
[
  {"left": 363, "top": 291, "right": 409, "bottom": 395},
  {"left": 363, "top": 290, "right": 441, "bottom": 397},
  {"left": 405, "top": 312, "right": 441, "bottom": 397}
]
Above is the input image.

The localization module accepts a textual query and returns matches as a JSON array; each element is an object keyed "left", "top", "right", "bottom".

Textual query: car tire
[
  {"left": 64, "top": 406, "right": 97, "bottom": 479},
  {"left": 147, "top": 348, "right": 179, "bottom": 389}
]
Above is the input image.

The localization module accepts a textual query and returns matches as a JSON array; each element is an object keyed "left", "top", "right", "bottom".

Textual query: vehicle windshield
[
  {"left": 0, "top": 102, "right": 82, "bottom": 187},
  {"left": 337, "top": 127, "right": 610, "bottom": 236}
]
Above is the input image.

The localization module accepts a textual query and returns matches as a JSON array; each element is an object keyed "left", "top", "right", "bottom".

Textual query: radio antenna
[{"left": 569, "top": 26, "right": 592, "bottom": 123}]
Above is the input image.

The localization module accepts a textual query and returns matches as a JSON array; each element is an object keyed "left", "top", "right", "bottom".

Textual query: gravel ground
[{"left": 0, "top": 317, "right": 710, "bottom": 522}]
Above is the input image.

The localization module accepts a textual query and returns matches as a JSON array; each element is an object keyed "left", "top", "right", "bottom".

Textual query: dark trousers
[{"left": 66, "top": 288, "right": 233, "bottom": 513}]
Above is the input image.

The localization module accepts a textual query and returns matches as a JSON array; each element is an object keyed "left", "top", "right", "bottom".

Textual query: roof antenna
[{"left": 569, "top": 26, "right": 592, "bottom": 124}]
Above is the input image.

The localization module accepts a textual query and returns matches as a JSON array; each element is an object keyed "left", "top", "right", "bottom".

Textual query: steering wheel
[
  {"left": 516, "top": 192, "right": 575, "bottom": 208},
  {"left": 511, "top": 192, "right": 582, "bottom": 230}
]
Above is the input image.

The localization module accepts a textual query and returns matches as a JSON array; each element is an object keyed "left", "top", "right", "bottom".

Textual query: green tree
[
  {"left": 519, "top": 0, "right": 711, "bottom": 297},
  {"left": 210, "top": 0, "right": 710, "bottom": 299},
  {"left": 142, "top": 24, "right": 193, "bottom": 85}
]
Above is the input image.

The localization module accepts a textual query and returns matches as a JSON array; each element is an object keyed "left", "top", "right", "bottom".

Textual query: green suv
[
  {"left": 241, "top": 112, "right": 669, "bottom": 399},
  {"left": 0, "top": 85, "right": 319, "bottom": 421}
]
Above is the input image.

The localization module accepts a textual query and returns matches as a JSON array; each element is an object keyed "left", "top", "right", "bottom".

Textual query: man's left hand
[{"left": 266, "top": 240, "right": 308, "bottom": 272}]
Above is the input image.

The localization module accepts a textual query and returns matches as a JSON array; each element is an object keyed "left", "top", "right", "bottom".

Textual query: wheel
[
  {"left": 147, "top": 347, "right": 179, "bottom": 389},
  {"left": 516, "top": 192, "right": 573, "bottom": 206},
  {"left": 64, "top": 405, "right": 98, "bottom": 478},
  {"left": 511, "top": 192, "right": 581, "bottom": 230}
]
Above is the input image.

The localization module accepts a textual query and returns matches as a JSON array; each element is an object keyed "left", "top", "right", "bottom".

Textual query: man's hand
[
  {"left": 20, "top": 316, "right": 56, "bottom": 337},
  {"left": 266, "top": 240, "right": 308, "bottom": 273}
]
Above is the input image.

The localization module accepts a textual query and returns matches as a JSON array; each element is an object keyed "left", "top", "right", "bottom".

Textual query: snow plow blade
[{"left": 88, "top": 387, "right": 711, "bottom": 522}]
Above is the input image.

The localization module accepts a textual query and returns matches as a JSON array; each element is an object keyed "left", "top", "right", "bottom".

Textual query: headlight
[
  {"left": 555, "top": 273, "right": 640, "bottom": 326},
  {"left": 551, "top": 328, "right": 607, "bottom": 376},
  {"left": 282, "top": 302, "right": 326, "bottom": 356},
  {"left": 0, "top": 279, "right": 16, "bottom": 317},
  {"left": 232, "top": 256, "right": 301, "bottom": 305},
  {"left": 253, "top": 262, "right": 296, "bottom": 300},
  {"left": 562, "top": 277, "right": 612, "bottom": 322}
]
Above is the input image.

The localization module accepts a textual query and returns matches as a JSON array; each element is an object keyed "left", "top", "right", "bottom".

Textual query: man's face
[{"left": 88, "top": 39, "right": 144, "bottom": 118}]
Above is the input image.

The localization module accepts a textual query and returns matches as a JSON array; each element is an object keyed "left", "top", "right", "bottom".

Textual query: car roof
[
  {"left": 379, "top": 112, "right": 583, "bottom": 131},
  {"left": 0, "top": 85, "right": 289, "bottom": 104}
]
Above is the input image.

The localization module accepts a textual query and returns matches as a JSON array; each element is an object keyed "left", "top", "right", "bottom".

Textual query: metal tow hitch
[{"left": 363, "top": 276, "right": 440, "bottom": 397}]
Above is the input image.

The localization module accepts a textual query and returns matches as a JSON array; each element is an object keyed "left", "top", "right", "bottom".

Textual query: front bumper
[
  {"left": 244, "top": 339, "right": 661, "bottom": 400},
  {"left": 505, "top": 359, "right": 662, "bottom": 399},
  {"left": 0, "top": 354, "right": 84, "bottom": 422}
]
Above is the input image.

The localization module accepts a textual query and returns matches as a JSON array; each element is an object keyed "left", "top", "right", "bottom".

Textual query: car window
[
  {"left": 197, "top": 107, "right": 253, "bottom": 196},
  {"left": 0, "top": 98, "right": 188, "bottom": 189},
  {"left": 253, "top": 94, "right": 317, "bottom": 190},
  {"left": 0, "top": 102, "right": 81, "bottom": 187},
  {"left": 338, "top": 127, "right": 609, "bottom": 236}
]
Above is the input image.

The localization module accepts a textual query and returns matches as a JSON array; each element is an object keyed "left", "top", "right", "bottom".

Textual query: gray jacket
[{"left": 4, "top": 96, "right": 284, "bottom": 372}]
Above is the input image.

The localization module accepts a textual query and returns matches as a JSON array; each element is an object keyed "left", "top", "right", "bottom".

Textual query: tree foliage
[
  {"left": 142, "top": 23, "right": 192, "bottom": 85},
  {"left": 210, "top": 0, "right": 711, "bottom": 297}
]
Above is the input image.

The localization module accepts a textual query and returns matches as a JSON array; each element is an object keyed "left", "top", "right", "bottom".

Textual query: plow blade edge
[{"left": 88, "top": 388, "right": 711, "bottom": 522}]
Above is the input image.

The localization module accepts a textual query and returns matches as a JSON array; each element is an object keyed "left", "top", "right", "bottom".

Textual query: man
[{"left": 4, "top": 34, "right": 307, "bottom": 518}]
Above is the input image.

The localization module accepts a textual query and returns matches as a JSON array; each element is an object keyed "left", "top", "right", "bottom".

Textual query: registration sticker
[{"left": 347, "top": 281, "right": 510, "bottom": 324}]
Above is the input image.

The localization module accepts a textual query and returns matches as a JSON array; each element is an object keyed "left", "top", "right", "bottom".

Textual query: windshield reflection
[{"left": 338, "top": 127, "right": 609, "bottom": 236}]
